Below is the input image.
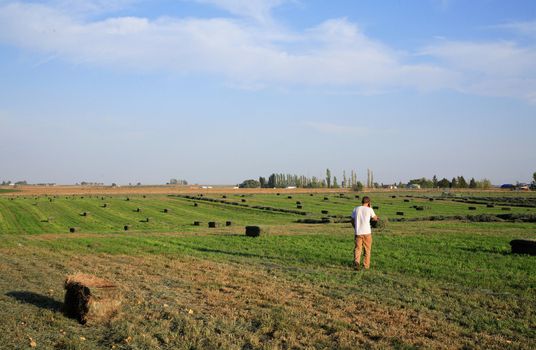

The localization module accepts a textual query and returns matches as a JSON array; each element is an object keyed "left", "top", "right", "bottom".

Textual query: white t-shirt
[{"left": 351, "top": 205, "right": 376, "bottom": 235}]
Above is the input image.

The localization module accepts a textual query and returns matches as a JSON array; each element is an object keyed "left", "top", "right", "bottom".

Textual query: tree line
[{"left": 239, "top": 169, "right": 364, "bottom": 190}]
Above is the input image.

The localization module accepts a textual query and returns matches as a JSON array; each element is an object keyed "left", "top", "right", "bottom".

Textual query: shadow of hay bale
[
  {"left": 6, "top": 291, "right": 62, "bottom": 312},
  {"left": 64, "top": 273, "right": 121, "bottom": 325}
]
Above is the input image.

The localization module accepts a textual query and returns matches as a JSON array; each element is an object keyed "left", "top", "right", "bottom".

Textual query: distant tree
[
  {"left": 259, "top": 177, "right": 266, "bottom": 188},
  {"left": 326, "top": 169, "right": 331, "bottom": 188},
  {"left": 342, "top": 171, "right": 347, "bottom": 188},
  {"left": 533, "top": 172, "right": 536, "bottom": 184},
  {"left": 457, "top": 176, "right": 468, "bottom": 188},
  {"left": 469, "top": 178, "right": 477, "bottom": 189},
  {"left": 450, "top": 177, "right": 458, "bottom": 188},
  {"left": 169, "top": 178, "right": 178, "bottom": 185},
  {"left": 352, "top": 181, "right": 364, "bottom": 192},
  {"left": 476, "top": 179, "right": 492, "bottom": 189},
  {"left": 333, "top": 176, "right": 339, "bottom": 188},
  {"left": 111, "top": 183, "right": 117, "bottom": 187},
  {"left": 432, "top": 175, "right": 438, "bottom": 188},
  {"left": 239, "top": 179, "right": 260, "bottom": 188},
  {"left": 437, "top": 178, "right": 450, "bottom": 188},
  {"left": 15, "top": 180, "right": 27, "bottom": 185}
]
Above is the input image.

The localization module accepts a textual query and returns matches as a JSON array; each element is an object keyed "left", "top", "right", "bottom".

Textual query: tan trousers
[{"left": 354, "top": 234, "right": 372, "bottom": 269}]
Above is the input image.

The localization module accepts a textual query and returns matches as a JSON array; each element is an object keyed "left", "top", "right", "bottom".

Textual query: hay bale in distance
[
  {"left": 323, "top": 197, "right": 329, "bottom": 201},
  {"left": 69, "top": 227, "right": 76, "bottom": 233},
  {"left": 123, "top": 225, "right": 130, "bottom": 231},
  {"left": 487, "top": 204, "right": 495, "bottom": 208},
  {"left": 208, "top": 221, "right": 218, "bottom": 228},
  {"left": 468, "top": 207, "right": 477, "bottom": 210},
  {"left": 510, "top": 239, "right": 536, "bottom": 255},
  {"left": 373, "top": 206, "right": 379, "bottom": 210},
  {"left": 396, "top": 212, "right": 404, "bottom": 216},
  {"left": 226, "top": 221, "right": 232, "bottom": 226},
  {"left": 64, "top": 273, "right": 121, "bottom": 325},
  {"left": 245, "top": 226, "right": 261, "bottom": 237},
  {"left": 404, "top": 199, "right": 410, "bottom": 202},
  {"left": 297, "top": 205, "right": 303, "bottom": 209},
  {"left": 194, "top": 203, "right": 198, "bottom": 207},
  {"left": 321, "top": 210, "right": 329, "bottom": 214},
  {"left": 241, "top": 199, "right": 247, "bottom": 202},
  {"left": 163, "top": 208, "right": 168, "bottom": 213},
  {"left": 415, "top": 206, "right": 424, "bottom": 211},
  {"left": 193, "top": 221, "right": 200, "bottom": 226},
  {"left": 287, "top": 196, "right": 292, "bottom": 199}
]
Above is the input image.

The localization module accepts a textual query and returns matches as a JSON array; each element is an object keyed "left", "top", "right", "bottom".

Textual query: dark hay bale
[
  {"left": 208, "top": 221, "right": 218, "bottom": 228},
  {"left": 510, "top": 239, "right": 536, "bottom": 255},
  {"left": 140, "top": 218, "right": 149, "bottom": 223},
  {"left": 125, "top": 198, "right": 130, "bottom": 201},
  {"left": 226, "top": 221, "right": 232, "bottom": 226},
  {"left": 245, "top": 226, "right": 261, "bottom": 237},
  {"left": 277, "top": 193, "right": 280, "bottom": 196},
  {"left": 123, "top": 225, "right": 130, "bottom": 231},
  {"left": 143, "top": 195, "right": 146, "bottom": 198},
  {"left": 80, "top": 212, "right": 89, "bottom": 217},
  {"left": 101, "top": 204, "right": 107, "bottom": 208},
  {"left": 194, "top": 203, "right": 198, "bottom": 207},
  {"left": 415, "top": 206, "right": 424, "bottom": 211},
  {"left": 373, "top": 206, "right": 379, "bottom": 210},
  {"left": 163, "top": 208, "right": 168, "bottom": 213},
  {"left": 487, "top": 204, "right": 495, "bottom": 208},
  {"left": 193, "top": 221, "right": 200, "bottom": 226},
  {"left": 135, "top": 208, "right": 141, "bottom": 212},
  {"left": 69, "top": 227, "right": 76, "bottom": 233},
  {"left": 355, "top": 195, "right": 360, "bottom": 199},
  {"left": 64, "top": 273, "right": 121, "bottom": 325},
  {"left": 324, "top": 197, "right": 329, "bottom": 201},
  {"left": 321, "top": 210, "right": 329, "bottom": 214},
  {"left": 296, "top": 201, "right": 301, "bottom": 205},
  {"left": 468, "top": 207, "right": 477, "bottom": 210},
  {"left": 502, "top": 207, "right": 511, "bottom": 211},
  {"left": 297, "top": 205, "right": 303, "bottom": 209},
  {"left": 287, "top": 196, "right": 292, "bottom": 199},
  {"left": 370, "top": 217, "right": 388, "bottom": 231},
  {"left": 392, "top": 196, "right": 397, "bottom": 198},
  {"left": 222, "top": 195, "right": 227, "bottom": 199},
  {"left": 241, "top": 199, "right": 247, "bottom": 202},
  {"left": 404, "top": 199, "right": 410, "bottom": 202},
  {"left": 310, "top": 194, "right": 314, "bottom": 196},
  {"left": 396, "top": 212, "right": 404, "bottom": 216},
  {"left": 429, "top": 198, "right": 434, "bottom": 201}
]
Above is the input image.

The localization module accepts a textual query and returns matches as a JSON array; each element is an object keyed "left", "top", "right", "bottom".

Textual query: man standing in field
[{"left": 351, "top": 196, "right": 379, "bottom": 270}]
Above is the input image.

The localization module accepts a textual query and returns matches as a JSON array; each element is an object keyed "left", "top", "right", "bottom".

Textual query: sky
[{"left": 0, "top": 0, "right": 535, "bottom": 185}]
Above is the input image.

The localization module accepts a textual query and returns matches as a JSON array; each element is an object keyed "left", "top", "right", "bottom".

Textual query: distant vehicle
[{"left": 500, "top": 184, "right": 515, "bottom": 189}]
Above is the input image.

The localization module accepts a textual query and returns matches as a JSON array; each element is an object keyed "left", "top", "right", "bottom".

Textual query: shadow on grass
[
  {"left": 459, "top": 247, "right": 510, "bottom": 255},
  {"left": 6, "top": 291, "right": 63, "bottom": 312}
]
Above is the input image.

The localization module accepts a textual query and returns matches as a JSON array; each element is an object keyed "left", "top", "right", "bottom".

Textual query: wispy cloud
[
  {"left": 0, "top": 1, "right": 535, "bottom": 102},
  {"left": 492, "top": 20, "right": 536, "bottom": 38}
]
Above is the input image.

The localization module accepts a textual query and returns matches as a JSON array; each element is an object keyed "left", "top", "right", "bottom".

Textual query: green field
[{"left": 0, "top": 191, "right": 535, "bottom": 349}]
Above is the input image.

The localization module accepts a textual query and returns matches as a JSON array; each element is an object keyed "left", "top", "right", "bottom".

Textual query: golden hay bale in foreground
[{"left": 63, "top": 273, "right": 121, "bottom": 324}]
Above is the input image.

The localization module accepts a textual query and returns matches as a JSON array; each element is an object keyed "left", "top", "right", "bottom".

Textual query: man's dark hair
[{"left": 362, "top": 196, "right": 371, "bottom": 205}]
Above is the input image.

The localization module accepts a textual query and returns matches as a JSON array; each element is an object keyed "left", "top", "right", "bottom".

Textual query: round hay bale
[
  {"left": 468, "top": 206, "right": 477, "bottom": 210},
  {"left": 287, "top": 196, "right": 292, "bottom": 199},
  {"left": 123, "top": 225, "right": 130, "bottom": 231},
  {"left": 324, "top": 197, "right": 329, "bottom": 201},
  {"left": 69, "top": 227, "right": 76, "bottom": 233},
  {"left": 396, "top": 212, "right": 404, "bottom": 216},
  {"left": 226, "top": 221, "right": 232, "bottom": 226},
  {"left": 510, "top": 239, "right": 536, "bottom": 255},
  {"left": 64, "top": 273, "right": 121, "bottom": 325},
  {"left": 296, "top": 201, "right": 301, "bottom": 205},
  {"left": 194, "top": 203, "right": 198, "bottom": 207},
  {"left": 193, "top": 221, "right": 201, "bottom": 226},
  {"left": 297, "top": 205, "right": 303, "bottom": 209},
  {"left": 208, "top": 221, "right": 218, "bottom": 228},
  {"left": 245, "top": 226, "right": 261, "bottom": 237},
  {"left": 487, "top": 204, "right": 495, "bottom": 208},
  {"left": 163, "top": 208, "right": 168, "bottom": 213},
  {"left": 321, "top": 210, "right": 329, "bottom": 214}
]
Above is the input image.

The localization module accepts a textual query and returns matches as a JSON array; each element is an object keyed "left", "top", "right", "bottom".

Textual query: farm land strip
[{"left": 0, "top": 188, "right": 535, "bottom": 349}]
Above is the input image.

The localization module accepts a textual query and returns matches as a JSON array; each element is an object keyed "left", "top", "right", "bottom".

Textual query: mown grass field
[{"left": 0, "top": 190, "right": 535, "bottom": 349}]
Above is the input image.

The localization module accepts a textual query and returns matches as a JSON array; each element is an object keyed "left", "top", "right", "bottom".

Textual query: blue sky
[{"left": 0, "top": 0, "right": 535, "bottom": 185}]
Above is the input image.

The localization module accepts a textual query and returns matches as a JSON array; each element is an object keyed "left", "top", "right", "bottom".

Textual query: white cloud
[
  {"left": 193, "top": 0, "right": 287, "bottom": 24},
  {"left": 422, "top": 40, "right": 536, "bottom": 102},
  {"left": 0, "top": 1, "right": 535, "bottom": 102}
]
